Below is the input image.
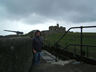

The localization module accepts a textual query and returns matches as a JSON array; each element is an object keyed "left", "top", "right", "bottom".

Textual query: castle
[
  {"left": 41, "top": 24, "right": 66, "bottom": 35},
  {"left": 49, "top": 24, "right": 66, "bottom": 32}
]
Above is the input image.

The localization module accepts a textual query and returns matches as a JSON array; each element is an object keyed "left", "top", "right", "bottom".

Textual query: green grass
[{"left": 44, "top": 32, "right": 96, "bottom": 59}]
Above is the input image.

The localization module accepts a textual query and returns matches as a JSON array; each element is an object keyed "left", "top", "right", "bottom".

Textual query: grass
[{"left": 44, "top": 32, "right": 96, "bottom": 59}]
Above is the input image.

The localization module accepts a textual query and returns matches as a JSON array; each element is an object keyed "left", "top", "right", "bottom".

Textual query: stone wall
[{"left": 0, "top": 37, "right": 33, "bottom": 72}]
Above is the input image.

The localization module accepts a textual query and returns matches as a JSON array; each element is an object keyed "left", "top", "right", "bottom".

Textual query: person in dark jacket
[{"left": 32, "top": 30, "right": 43, "bottom": 65}]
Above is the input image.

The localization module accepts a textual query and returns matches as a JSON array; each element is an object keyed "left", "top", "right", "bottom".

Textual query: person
[{"left": 32, "top": 30, "right": 43, "bottom": 65}]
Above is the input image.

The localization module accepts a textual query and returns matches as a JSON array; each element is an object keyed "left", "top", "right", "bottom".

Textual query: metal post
[
  {"left": 80, "top": 26, "right": 83, "bottom": 60},
  {"left": 74, "top": 46, "right": 76, "bottom": 55},
  {"left": 87, "top": 47, "right": 89, "bottom": 57}
]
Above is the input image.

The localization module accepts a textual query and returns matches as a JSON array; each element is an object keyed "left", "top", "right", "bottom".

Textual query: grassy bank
[{"left": 44, "top": 32, "right": 96, "bottom": 59}]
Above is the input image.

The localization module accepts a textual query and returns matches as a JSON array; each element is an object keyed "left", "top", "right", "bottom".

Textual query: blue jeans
[{"left": 33, "top": 52, "right": 41, "bottom": 65}]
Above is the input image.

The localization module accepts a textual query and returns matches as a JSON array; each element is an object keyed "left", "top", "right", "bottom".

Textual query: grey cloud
[
  {"left": 21, "top": 13, "right": 51, "bottom": 24},
  {"left": 0, "top": 0, "right": 96, "bottom": 23}
]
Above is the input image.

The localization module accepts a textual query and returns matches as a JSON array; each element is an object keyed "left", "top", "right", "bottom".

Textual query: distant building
[
  {"left": 49, "top": 24, "right": 66, "bottom": 32},
  {"left": 41, "top": 24, "right": 66, "bottom": 36}
]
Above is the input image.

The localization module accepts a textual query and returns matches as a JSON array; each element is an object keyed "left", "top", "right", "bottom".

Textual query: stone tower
[{"left": 57, "top": 24, "right": 59, "bottom": 27}]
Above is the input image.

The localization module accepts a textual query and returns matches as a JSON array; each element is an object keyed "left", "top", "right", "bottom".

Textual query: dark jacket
[{"left": 32, "top": 36, "right": 43, "bottom": 52}]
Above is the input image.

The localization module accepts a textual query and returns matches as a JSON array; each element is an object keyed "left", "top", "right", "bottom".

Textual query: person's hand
[{"left": 33, "top": 49, "right": 36, "bottom": 53}]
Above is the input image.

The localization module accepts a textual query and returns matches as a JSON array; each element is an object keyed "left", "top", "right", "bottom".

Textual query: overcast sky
[{"left": 0, "top": 0, "right": 96, "bottom": 35}]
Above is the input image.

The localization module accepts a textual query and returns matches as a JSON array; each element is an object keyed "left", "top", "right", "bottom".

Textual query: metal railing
[
  {"left": 64, "top": 44, "right": 96, "bottom": 58},
  {"left": 54, "top": 26, "right": 96, "bottom": 60}
]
